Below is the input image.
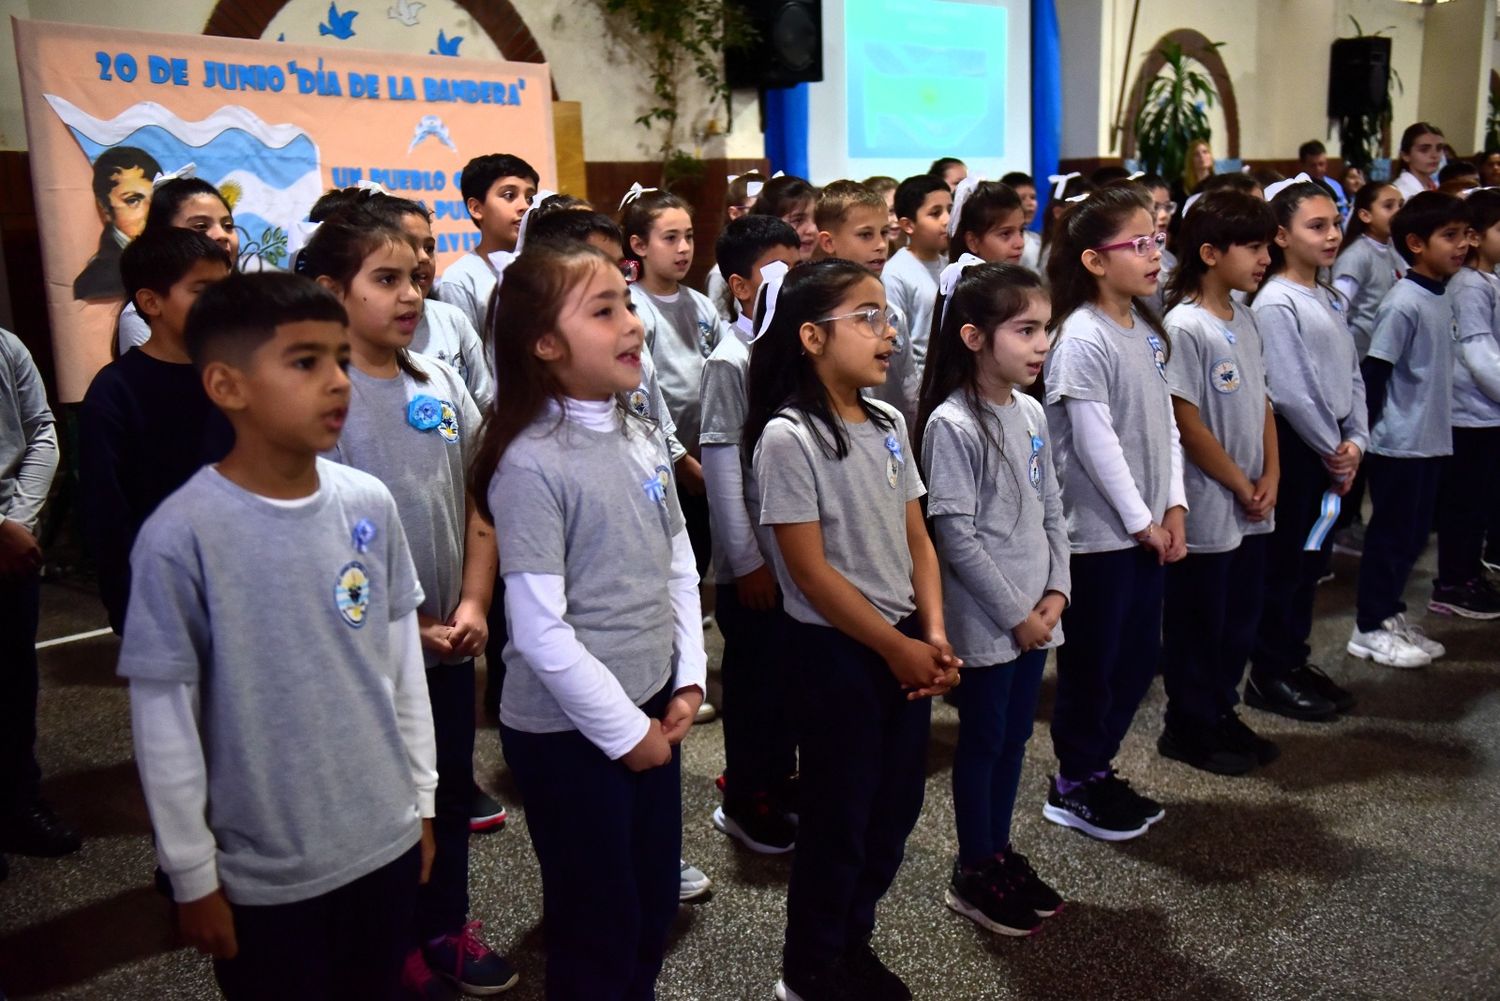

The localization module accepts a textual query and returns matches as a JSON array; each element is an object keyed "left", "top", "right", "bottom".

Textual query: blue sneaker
[{"left": 423, "top": 922, "right": 518, "bottom": 995}]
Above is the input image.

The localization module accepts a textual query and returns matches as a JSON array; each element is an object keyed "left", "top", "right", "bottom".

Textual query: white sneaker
[
  {"left": 679, "top": 859, "right": 711, "bottom": 901},
  {"left": 1389, "top": 612, "right": 1446, "bottom": 659},
  {"left": 1347, "top": 622, "right": 1432, "bottom": 669}
]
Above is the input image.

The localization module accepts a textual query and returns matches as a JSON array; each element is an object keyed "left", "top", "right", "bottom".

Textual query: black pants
[
  {"left": 952, "top": 650, "right": 1047, "bottom": 867},
  {"left": 501, "top": 682, "right": 680, "bottom": 1001},
  {"left": 783, "top": 616, "right": 930, "bottom": 975},
  {"left": 1162, "top": 535, "right": 1268, "bottom": 730},
  {"left": 0, "top": 572, "right": 41, "bottom": 814},
  {"left": 1357, "top": 455, "right": 1443, "bottom": 631},
  {"left": 213, "top": 844, "right": 420, "bottom": 1001},
  {"left": 1252, "top": 417, "right": 1335, "bottom": 681},
  {"left": 715, "top": 584, "right": 797, "bottom": 801},
  {"left": 1335, "top": 357, "right": 1382, "bottom": 529},
  {"left": 415, "top": 660, "right": 474, "bottom": 942},
  {"left": 1437, "top": 427, "right": 1500, "bottom": 587},
  {"left": 1050, "top": 547, "right": 1164, "bottom": 781},
  {"left": 483, "top": 576, "right": 508, "bottom": 717},
  {"left": 678, "top": 484, "right": 712, "bottom": 577}
]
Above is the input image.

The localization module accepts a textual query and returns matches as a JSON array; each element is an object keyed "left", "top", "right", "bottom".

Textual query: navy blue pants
[
  {"left": 1437, "top": 427, "right": 1500, "bottom": 587},
  {"left": 0, "top": 572, "right": 41, "bottom": 814},
  {"left": 783, "top": 616, "right": 930, "bottom": 976},
  {"left": 483, "top": 577, "right": 508, "bottom": 717},
  {"left": 1357, "top": 455, "right": 1443, "bottom": 631},
  {"left": 1162, "top": 534, "right": 1268, "bottom": 731},
  {"left": 1050, "top": 547, "right": 1164, "bottom": 781},
  {"left": 415, "top": 659, "right": 474, "bottom": 942},
  {"left": 952, "top": 649, "right": 1047, "bottom": 867},
  {"left": 213, "top": 844, "right": 420, "bottom": 1001},
  {"left": 715, "top": 584, "right": 797, "bottom": 802},
  {"left": 1253, "top": 417, "right": 1335, "bottom": 681},
  {"left": 501, "top": 682, "right": 680, "bottom": 1001}
]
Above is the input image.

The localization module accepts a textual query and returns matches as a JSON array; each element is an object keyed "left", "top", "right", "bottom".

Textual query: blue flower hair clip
[
  {"left": 407, "top": 395, "right": 443, "bottom": 431},
  {"left": 351, "top": 518, "right": 377, "bottom": 554}
]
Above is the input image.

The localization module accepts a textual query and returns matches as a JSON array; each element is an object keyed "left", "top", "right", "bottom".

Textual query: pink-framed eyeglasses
[{"left": 1092, "top": 231, "right": 1167, "bottom": 257}]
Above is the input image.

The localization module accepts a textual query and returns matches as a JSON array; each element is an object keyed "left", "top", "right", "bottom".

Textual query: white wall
[{"left": 0, "top": 0, "right": 763, "bottom": 161}]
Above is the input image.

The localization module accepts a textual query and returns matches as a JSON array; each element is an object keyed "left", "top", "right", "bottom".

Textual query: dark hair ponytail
[
  {"left": 743, "top": 259, "right": 893, "bottom": 459},
  {"left": 299, "top": 209, "right": 429, "bottom": 383},
  {"left": 1340, "top": 180, "right": 1400, "bottom": 253},
  {"left": 916, "top": 262, "right": 1044, "bottom": 486},
  {"left": 619, "top": 189, "right": 691, "bottom": 268},
  {"left": 1247, "top": 181, "right": 1338, "bottom": 305},
  {"left": 949, "top": 181, "right": 1024, "bottom": 263}
]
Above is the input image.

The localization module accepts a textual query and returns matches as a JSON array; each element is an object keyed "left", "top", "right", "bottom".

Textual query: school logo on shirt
[
  {"left": 628, "top": 388, "right": 650, "bottom": 418},
  {"left": 437, "top": 400, "right": 460, "bottom": 443},
  {"left": 1146, "top": 334, "right": 1168, "bottom": 381},
  {"left": 644, "top": 464, "right": 672, "bottom": 505},
  {"left": 1028, "top": 430, "right": 1045, "bottom": 500},
  {"left": 697, "top": 320, "right": 715, "bottom": 358},
  {"left": 435, "top": 349, "right": 470, "bottom": 382},
  {"left": 335, "top": 561, "right": 371, "bottom": 628},
  {"left": 1211, "top": 359, "right": 1241, "bottom": 394}
]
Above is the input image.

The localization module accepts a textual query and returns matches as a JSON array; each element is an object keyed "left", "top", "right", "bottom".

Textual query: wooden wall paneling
[{"left": 552, "top": 102, "right": 587, "bottom": 200}]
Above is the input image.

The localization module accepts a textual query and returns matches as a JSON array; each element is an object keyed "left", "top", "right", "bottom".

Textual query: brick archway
[
  {"left": 1120, "top": 29, "right": 1240, "bottom": 162},
  {"left": 203, "top": 0, "right": 557, "bottom": 97}
]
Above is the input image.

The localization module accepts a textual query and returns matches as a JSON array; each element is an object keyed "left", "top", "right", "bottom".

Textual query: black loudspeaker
[
  {"left": 1327, "top": 36, "right": 1391, "bottom": 118},
  {"left": 725, "top": 0, "right": 824, "bottom": 89}
]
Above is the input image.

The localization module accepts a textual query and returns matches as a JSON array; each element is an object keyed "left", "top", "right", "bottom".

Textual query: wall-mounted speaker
[
  {"left": 725, "top": 0, "right": 824, "bottom": 89},
  {"left": 1328, "top": 36, "right": 1391, "bottom": 119}
]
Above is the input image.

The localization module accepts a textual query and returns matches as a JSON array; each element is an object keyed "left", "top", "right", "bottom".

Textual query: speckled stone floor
[{"left": 3, "top": 545, "right": 1499, "bottom": 1000}]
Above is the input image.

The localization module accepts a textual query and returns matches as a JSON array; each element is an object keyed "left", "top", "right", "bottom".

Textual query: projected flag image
[{"left": 845, "top": 0, "right": 1008, "bottom": 160}]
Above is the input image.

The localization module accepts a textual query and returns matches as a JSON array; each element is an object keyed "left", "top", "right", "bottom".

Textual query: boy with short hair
[
  {"left": 80, "top": 227, "right": 234, "bottom": 634},
  {"left": 700, "top": 215, "right": 801, "bottom": 853},
  {"left": 815, "top": 180, "right": 919, "bottom": 429},
  {"left": 884, "top": 174, "right": 951, "bottom": 370},
  {"left": 1349, "top": 192, "right": 1470, "bottom": 668},
  {"left": 435, "top": 153, "right": 539, "bottom": 334},
  {"left": 1001, "top": 170, "right": 1042, "bottom": 271},
  {"left": 0, "top": 328, "right": 75, "bottom": 866},
  {"left": 121, "top": 271, "right": 438, "bottom": 998}
]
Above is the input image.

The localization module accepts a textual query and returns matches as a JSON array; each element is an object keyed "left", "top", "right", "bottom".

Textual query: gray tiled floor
[{"left": 3, "top": 548, "right": 1499, "bottom": 1000}]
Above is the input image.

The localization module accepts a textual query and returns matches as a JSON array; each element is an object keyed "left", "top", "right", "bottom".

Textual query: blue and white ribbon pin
[{"left": 1303, "top": 489, "right": 1341, "bottom": 552}]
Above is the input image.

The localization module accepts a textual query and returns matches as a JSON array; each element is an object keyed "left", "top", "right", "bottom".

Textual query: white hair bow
[
  {"left": 948, "top": 175, "right": 984, "bottom": 237},
  {"left": 353, "top": 179, "right": 392, "bottom": 195},
  {"left": 1264, "top": 172, "right": 1313, "bottom": 203},
  {"left": 753, "top": 259, "right": 791, "bottom": 340},
  {"left": 938, "top": 253, "right": 986, "bottom": 328},
  {"left": 1047, "top": 171, "right": 1081, "bottom": 200},
  {"left": 619, "top": 182, "right": 659, "bottom": 210},
  {"left": 151, "top": 163, "right": 197, "bottom": 189},
  {"left": 1065, "top": 192, "right": 1091, "bottom": 204},
  {"left": 772, "top": 170, "right": 786, "bottom": 179},
  {"left": 1183, "top": 192, "right": 1204, "bottom": 215},
  {"left": 487, "top": 250, "right": 517, "bottom": 280},
  {"left": 728, "top": 173, "right": 766, "bottom": 199},
  {"left": 514, "top": 188, "right": 556, "bottom": 254},
  {"left": 1126, "top": 171, "right": 1146, "bottom": 181}
]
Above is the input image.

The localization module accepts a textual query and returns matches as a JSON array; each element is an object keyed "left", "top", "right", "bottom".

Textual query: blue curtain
[
  {"left": 1031, "top": 0, "right": 1062, "bottom": 231},
  {"left": 764, "top": 83, "right": 810, "bottom": 179}
]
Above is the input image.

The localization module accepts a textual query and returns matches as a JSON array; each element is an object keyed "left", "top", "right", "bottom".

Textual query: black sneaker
[
  {"left": 1157, "top": 722, "right": 1255, "bottom": 776},
  {"left": 1429, "top": 579, "right": 1500, "bottom": 620},
  {"left": 0, "top": 801, "right": 81, "bottom": 857},
  {"left": 1217, "top": 711, "right": 1280, "bottom": 766},
  {"left": 1042, "top": 776, "right": 1149, "bottom": 841},
  {"left": 776, "top": 964, "right": 854, "bottom": 1001},
  {"left": 1096, "top": 770, "right": 1164, "bottom": 825},
  {"left": 712, "top": 795, "right": 795, "bottom": 854},
  {"left": 999, "top": 846, "right": 1063, "bottom": 917},
  {"left": 944, "top": 858, "right": 1041, "bottom": 936},
  {"left": 469, "top": 786, "right": 506, "bottom": 834},
  {"left": 1245, "top": 671, "right": 1339, "bottom": 722},
  {"left": 1294, "top": 664, "right": 1355, "bottom": 714},
  {"left": 842, "top": 940, "right": 914, "bottom": 1000}
]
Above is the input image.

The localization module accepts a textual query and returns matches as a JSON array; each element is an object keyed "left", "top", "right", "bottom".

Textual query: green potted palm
[{"left": 1133, "top": 40, "right": 1222, "bottom": 187}]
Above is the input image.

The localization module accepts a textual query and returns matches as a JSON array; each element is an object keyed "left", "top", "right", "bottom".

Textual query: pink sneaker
[
  {"left": 400, "top": 948, "right": 455, "bottom": 1000},
  {"left": 423, "top": 921, "right": 519, "bottom": 994}
]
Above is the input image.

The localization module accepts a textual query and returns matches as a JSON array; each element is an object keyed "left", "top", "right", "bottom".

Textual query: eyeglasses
[
  {"left": 814, "top": 306, "right": 897, "bottom": 338},
  {"left": 1092, "top": 231, "right": 1168, "bottom": 257},
  {"left": 1153, "top": 200, "right": 1178, "bottom": 218}
]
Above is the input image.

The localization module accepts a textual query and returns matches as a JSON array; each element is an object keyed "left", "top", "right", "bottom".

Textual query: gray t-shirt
[
  {"left": 1366, "top": 276, "right": 1455, "bottom": 458},
  {"left": 411, "top": 298, "right": 495, "bottom": 409},
  {"left": 1333, "top": 235, "right": 1405, "bottom": 358},
  {"left": 325, "top": 356, "right": 480, "bottom": 666},
  {"left": 754, "top": 399, "right": 925, "bottom": 627},
  {"left": 704, "top": 266, "right": 733, "bottom": 322},
  {"left": 0, "top": 329, "right": 57, "bottom": 535},
  {"left": 699, "top": 325, "right": 754, "bottom": 586},
  {"left": 1449, "top": 267, "right": 1500, "bottom": 428},
  {"left": 489, "top": 411, "right": 685, "bottom": 734},
  {"left": 1044, "top": 306, "right": 1176, "bottom": 554},
  {"left": 634, "top": 284, "right": 724, "bottom": 454},
  {"left": 117, "top": 461, "right": 425, "bottom": 906},
  {"left": 1251, "top": 276, "right": 1368, "bottom": 457},
  {"left": 433, "top": 252, "right": 497, "bottom": 339},
  {"left": 883, "top": 247, "right": 940, "bottom": 373},
  {"left": 1164, "top": 301, "right": 1274, "bottom": 553},
  {"left": 922, "top": 391, "right": 1070, "bottom": 665}
]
